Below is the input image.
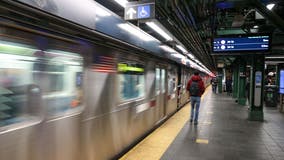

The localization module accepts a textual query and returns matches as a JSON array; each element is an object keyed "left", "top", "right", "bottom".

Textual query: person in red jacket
[{"left": 186, "top": 71, "right": 205, "bottom": 125}]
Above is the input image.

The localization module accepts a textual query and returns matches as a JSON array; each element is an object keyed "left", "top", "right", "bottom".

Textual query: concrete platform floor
[{"left": 161, "top": 90, "right": 284, "bottom": 160}]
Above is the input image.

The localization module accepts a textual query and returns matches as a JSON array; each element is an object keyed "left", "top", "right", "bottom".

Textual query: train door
[
  {"left": 155, "top": 67, "right": 167, "bottom": 120},
  {"left": 35, "top": 48, "right": 83, "bottom": 160}
]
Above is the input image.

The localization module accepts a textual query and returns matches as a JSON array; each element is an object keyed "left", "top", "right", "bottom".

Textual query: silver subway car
[{"left": 0, "top": 4, "right": 210, "bottom": 160}]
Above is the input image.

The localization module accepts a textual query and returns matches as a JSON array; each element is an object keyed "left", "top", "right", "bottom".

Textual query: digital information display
[
  {"left": 280, "top": 70, "right": 284, "bottom": 94},
  {"left": 213, "top": 35, "right": 270, "bottom": 52}
]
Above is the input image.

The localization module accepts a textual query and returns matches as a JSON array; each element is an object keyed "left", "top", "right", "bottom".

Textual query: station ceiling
[{"left": 96, "top": 0, "right": 284, "bottom": 71}]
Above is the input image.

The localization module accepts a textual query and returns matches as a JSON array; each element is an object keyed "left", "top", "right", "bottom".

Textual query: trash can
[{"left": 264, "top": 85, "right": 278, "bottom": 107}]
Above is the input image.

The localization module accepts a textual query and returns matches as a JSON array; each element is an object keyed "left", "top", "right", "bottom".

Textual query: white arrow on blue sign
[{"left": 126, "top": 8, "right": 137, "bottom": 19}]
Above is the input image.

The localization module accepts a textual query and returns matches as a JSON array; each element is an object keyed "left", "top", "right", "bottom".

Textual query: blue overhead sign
[
  {"left": 212, "top": 35, "right": 270, "bottom": 53},
  {"left": 138, "top": 5, "right": 150, "bottom": 19},
  {"left": 280, "top": 70, "right": 284, "bottom": 94},
  {"left": 125, "top": 1, "right": 155, "bottom": 20}
]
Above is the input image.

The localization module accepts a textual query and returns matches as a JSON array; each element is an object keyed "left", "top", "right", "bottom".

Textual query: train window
[
  {"left": 0, "top": 41, "right": 39, "bottom": 126},
  {"left": 168, "top": 77, "right": 176, "bottom": 95},
  {"left": 168, "top": 67, "right": 177, "bottom": 98},
  {"left": 38, "top": 50, "right": 83, "bottom": 116},
  {"left": 117, "top": 62, "right": 145, "bottom": 102},
  {"left": 183, "top": 71, "right": 189, "bottom": 91},
  {"left": 161, "top": 69, "right": 166, "bottom": 93},
  {"left": 155, "top": 68, "right": 160, "bottom": 95},
  {"left": 0, "top": 41, "right": 83, "bottom": 125}
]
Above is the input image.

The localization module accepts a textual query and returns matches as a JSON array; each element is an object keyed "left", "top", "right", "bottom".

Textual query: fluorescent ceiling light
[
  {"left": 266, "top": 56, "right": 284, "bottom": 59},
  {"left": 95, "top": 4, "right": 111, "bottom": 17},
  {"left": 118, "top": 23, "right": 155, "bottom": 41},
  {"left": 176, "top": 45, "right": 187, "bottom": 53},
  {"left": 171, "top": 53, "right": 185, "bottom": 59},
  {"left": 146, "top": 22, "right": 173, "bottom": 41},
  {"left": 114, "top": 0, "right": 128, "bottom": 8},
  {"left": 195, "top": 59, "right": 200, "bottom": 62},
  {"left": 160, "top": 45, "right": 176, "bottom": 53},
  {"left": 187, "top": 53, "right": 195, "bottom": 59},
  {"left": 253, "top": 25, "right": 259, "bottom": 28},
  {"left": 266, "top": 3, "right": 275, "bottom": 10},
  {"left": 190, "top": 61, "right": 198, "bottom": 67}
]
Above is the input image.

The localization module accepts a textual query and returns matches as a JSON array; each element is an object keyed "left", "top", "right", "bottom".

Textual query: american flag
[{"left": 91, "top": 55, "right": 117, "bottom": 73}]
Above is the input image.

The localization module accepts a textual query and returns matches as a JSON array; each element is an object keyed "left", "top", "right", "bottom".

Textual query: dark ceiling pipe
[
  {"left": 183, "top": 1, "right": 197, "bottom": 30},
  {"left": 175, "top": 3, "right": 209, "bottom": 60},
  {"left": 250, "top": 0, "right": 284, "bottom": 32},
  {"left": 157, "top": 0, "right": 215, "bottom": 69}
]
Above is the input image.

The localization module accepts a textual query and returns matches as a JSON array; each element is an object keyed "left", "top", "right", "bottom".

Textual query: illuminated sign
[
  {"left": 280, "top": 70, "right": 284, "bottom": 94},
  {"left": 118, "top": 63, "right": 144, "bottom": 73},
  {"left": 125, "top": 1, "right": 155, "bottom": 20},
  {"left": 212, "top": 35, "right": 270, "bottom": 53}
]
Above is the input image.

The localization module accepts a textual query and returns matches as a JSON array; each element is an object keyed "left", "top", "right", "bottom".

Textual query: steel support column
[
  {"left": 249, "top": 55, "right": 264, "bottom": 121},
  {"left": 238, "top": 57, "right": 246, "bottom": 105},
  {"left": 233, "top": 60, "right": 239, "bottom": 98}
]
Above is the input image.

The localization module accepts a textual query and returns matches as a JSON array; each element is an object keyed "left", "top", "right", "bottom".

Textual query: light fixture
[
  {"left": 265, "top": 56, "right": 284, "bottom": 59},
  {"left": 171, "top": 53, "right": 185, "bottom": 59},
  {"left": 160, "top": 45, "right": 176, "bottom": 53},
  {"left": 253, "top": 25, "right": 259, "bottom": 28},
  {"left": 195, "top": 59, "right": 201, "bottom": 64},
  {"left": 118, "top": 23, "right": 155, "bottom": 41},
  {"left": 114, "top": 0, "right": 128, "bottom": 8},
  {"left": 146, "top": 22, "right": 173, "bottom": 41},
  {"left": 187, "top": 53, "right": 195, "bottom": 59},
  {"left": 266, "top": 3, "right": 275, "bottom": 10},
  {"left": 189, "top": 61, "right": 198, "bottom": 68},
  {"left": 176, "top": 45, "right": 187, "bottom": 53}
]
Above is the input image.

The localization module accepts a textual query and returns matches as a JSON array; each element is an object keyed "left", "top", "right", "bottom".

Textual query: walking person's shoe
[
  {"left": 194, "top": 121, "right": 198, "bottom": 125},
  {"left": 190, "top": 119, "right": 193, "bottom": 123}
]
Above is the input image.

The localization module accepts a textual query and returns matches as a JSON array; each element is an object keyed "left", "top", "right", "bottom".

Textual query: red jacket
[{"left": 186, "top": 75, "right": 205, "bottom": 97}]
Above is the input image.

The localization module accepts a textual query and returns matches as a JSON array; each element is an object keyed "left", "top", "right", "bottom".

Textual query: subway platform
[{"left": 120, "top": 87, "right": 284, "bottom": 160}]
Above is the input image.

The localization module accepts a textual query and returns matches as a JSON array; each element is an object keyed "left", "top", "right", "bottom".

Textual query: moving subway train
[{"left": 0, "top": 1, "right": 211, "bottom": 160}]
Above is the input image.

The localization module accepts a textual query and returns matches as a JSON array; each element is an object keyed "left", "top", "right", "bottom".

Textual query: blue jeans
[
  {"left": 212, "top": 85, "right": 217, "bottom": 93},
  {"left": 190, "top": 96, "right": 201, "bottom": 122}
]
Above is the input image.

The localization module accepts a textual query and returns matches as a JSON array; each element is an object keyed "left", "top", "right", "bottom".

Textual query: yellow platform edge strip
[{"left": 120, "top": 87, "right": 210, "bottom": 160}]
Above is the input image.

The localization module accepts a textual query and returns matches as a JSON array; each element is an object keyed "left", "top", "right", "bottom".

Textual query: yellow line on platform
[
  {"left": 119, "top": 105, "right": 190, "bottom": 160},
  {"left": 119, "top": 87, "right": 210, "bottom": 160}
]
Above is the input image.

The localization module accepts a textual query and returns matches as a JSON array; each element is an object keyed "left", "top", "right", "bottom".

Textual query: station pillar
[
  {"left": 249, "top": 55, "right": 264, "bottom": 121},
  {"left": 232, "top": 62, "right": 239, "bottom": 98},
  {"left": 238, "top": 58, "right": 246, "bottom": 105}
]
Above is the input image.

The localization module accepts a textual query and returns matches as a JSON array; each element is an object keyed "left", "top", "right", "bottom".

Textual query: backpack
[{"left": 189, "top": 80, "right": 200, "bottom": 96}]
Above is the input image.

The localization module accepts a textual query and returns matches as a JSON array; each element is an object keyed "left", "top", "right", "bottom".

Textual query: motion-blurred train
[{"left": 0, "top": 1, "right": 211, "bottom": 160}]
